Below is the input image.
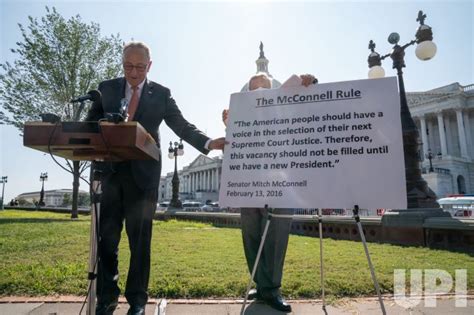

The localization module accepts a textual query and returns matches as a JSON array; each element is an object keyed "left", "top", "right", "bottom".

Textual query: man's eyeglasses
[{"left": 123, "top": 63, "right": 148, "bottom": 72}]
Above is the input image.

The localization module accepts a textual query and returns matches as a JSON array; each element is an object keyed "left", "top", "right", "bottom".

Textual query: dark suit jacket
[{"left": 86, "top": 77, "right": 210, "bottom": 190}]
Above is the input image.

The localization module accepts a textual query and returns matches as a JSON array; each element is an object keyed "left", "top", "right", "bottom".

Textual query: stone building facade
[
  {"left": 16, "top": 189, "right": 88, "bottom": 207},
  {"left": 161, "top": 155, "right": 223, "bottom": 203},
  {"left": 409, "top": 83, "right": 474, "bottom": 197}
]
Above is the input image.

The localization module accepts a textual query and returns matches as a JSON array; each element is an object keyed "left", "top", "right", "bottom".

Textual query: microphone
[
  {"left": 71, "top": 90, "right": 102, "bottom": 103},
  {"left": 40, "top": 113, "right": 61, "bottom": 123},
  {"left": 105, "top": 98, "right": 128, "bottom": 123},
  {"left": 119, "top": 98, "right": 129, "bottom": 121}
]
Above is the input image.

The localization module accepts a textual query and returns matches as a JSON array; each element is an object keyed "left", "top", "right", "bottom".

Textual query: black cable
[
  {"left": 47, "top": 121, "right": 73, "bottom": 174},
  {"left": 47, "top": 121, "right": 92, "bottom": 185},
  {"left": 97, "top": 118, "right": 111, "bottom": 154}
]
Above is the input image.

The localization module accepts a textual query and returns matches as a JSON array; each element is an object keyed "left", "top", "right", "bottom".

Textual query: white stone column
[
  {"left": 195, "top": 172, "right": 198, "bottom": 192},
  {"left": 202, "top": 171, "right": 205, "bottom": 191},
  {"left": 456, "top": 109, "right": 469, "bottom": 158},
  {"left": 188, "top": 173, "right": 191, "bottom": 193},
  {"left": 210, "top": 169, "right": 214, "bottom": 192},
  {"left": 209, "top": 168, "right": 214, "bottom": 191},
  {"left": 210, "top": 169, "right": 215, "bottom": 191},
  {"left": 214, "top": 168, "right": 218, "bottom": 191},
  {"left": 444, "top": 115, "right": 454, "bottom": 155},
  {"left": 437, "top": 111, "right": 448, "bottom": 156},
  {"left": 195, "top": 173, "right": 198, "bottom": 193},
  {"left": 209, "top": 172, "right": 214, "bottom": 191},
  {"left": 200, "top": 172, "right": 203, "bottom": 190},
  {"left": 198, "top": 171, "right": 200, "bottom": 190},
  {"left": 427, "top": 120, "right": 436, "bottom": 153},
  {"left": 195, "top": 172, "right": 198, "bottom": 191},
  {"left": 463, "top": 111, "right": 473, "bottom": 159},
  {"left": 419, "top": 115, "right": 429, "bottom": 159}
]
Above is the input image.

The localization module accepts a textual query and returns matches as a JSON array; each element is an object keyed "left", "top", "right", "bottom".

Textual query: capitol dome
[{"left": 240, "top": 42, "right": 281, "bottom": 92}]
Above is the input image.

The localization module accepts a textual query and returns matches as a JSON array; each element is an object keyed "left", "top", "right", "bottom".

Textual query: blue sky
[{"left": 1, "top": 0, "right": 473, "bottom": 202}]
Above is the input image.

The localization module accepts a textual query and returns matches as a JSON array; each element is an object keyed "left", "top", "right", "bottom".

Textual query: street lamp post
[
  {"left": 426, "top": 149, "right": 434, "bottom": 173},
  {"left": 367, "top": 10, "right": 438, "bottom": 208},
  {"left": 39, "top": 172, "right": 48, "bottom": 207},
  {"left": 0, "top": 176, "right": 7, "bottom": 210},
  {"left": 168, "top": 140, "right": 184, "bottom": 209}
]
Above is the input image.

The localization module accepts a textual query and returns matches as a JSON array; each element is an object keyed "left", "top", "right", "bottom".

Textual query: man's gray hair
[{"left": 122, "top": 41, "right": 151, "bottom": 61}]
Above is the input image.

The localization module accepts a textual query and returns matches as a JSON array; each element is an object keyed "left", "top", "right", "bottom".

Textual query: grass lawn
[{"left": 0, "top": 210, "right": 473, "bottom": 298}]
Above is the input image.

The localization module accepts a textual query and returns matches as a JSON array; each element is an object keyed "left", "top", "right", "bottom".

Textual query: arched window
[{"left": 457, "top": 175, "right": 466, "bottom": 194}]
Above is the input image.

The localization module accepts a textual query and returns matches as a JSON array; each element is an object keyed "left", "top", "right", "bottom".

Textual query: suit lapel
[
  {"left": 132, "top": 79, "right": 152, "bottom": 121},
  {"left": 107, "top": 78, "right": 127, "bottom": 113},
  {"left": 120, "top": 78, "right": 126, "bottom": 99}
]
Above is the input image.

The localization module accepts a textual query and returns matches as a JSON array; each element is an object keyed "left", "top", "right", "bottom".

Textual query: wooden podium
[
  {"left": 23, "top": 121, "right": 160, "bottom": 315},
  {"left": 24, "top": 121, "right": 160, "bottom": 162}
]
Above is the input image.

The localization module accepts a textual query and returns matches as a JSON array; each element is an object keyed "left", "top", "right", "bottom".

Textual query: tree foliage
[
  {"left": 62, "top": 193, "right": 72, "bottom": 207},
  {"left": 78, "top": 192, "right": 90, "bottom": 207},
  {"left": 0, "top": 6, "right": 123, "bottom": 128},
  {"left": 0, "top": 7, "right": 123, "bottom": 218}
]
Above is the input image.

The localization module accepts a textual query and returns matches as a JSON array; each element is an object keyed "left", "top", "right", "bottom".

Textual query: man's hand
[
  {"left": 222, "top": 109, "right": 229, "bottom": 127},
  {"left": 208, "top": 137, "right": 227, "bottom": 151},
  {"left": 300, "top": 74, "right": 318, "bottom": 87}
]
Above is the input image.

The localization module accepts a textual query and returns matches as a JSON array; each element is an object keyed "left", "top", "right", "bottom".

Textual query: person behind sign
[
  {"left": 222, "top": 72, "right": 316, "bottom": 313},
  {"left": 86, "top": 41, "right": 225, "bottom": 315}
]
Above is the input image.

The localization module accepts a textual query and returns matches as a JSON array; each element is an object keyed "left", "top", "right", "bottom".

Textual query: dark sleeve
[
  {"left": 163, "top": 90, "right": 210, "bottom": 155},
  {"left": 85, "top": 82, "right": 104, "bottom": 122}
]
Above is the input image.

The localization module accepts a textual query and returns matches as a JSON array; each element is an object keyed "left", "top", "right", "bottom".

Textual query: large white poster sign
[{"left": 219, "top": 77, "right": 407, "bottom": 209}]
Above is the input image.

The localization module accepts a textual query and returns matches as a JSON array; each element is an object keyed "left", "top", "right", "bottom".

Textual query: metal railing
[{"left": 422, "top": 167, "right": 451, "bottom": 175}]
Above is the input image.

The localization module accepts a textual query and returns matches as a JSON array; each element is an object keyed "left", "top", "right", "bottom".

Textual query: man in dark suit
[{"left": 86, "top": 41, "right": 225, "bottom": 315}]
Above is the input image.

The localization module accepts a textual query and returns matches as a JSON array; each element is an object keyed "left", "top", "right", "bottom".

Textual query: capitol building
[
  {"left": 411, "top": 83, "right": 474, "bottom": 197},
  {"left": 160, "top": 44, "right": 474, "bottom": 203}
]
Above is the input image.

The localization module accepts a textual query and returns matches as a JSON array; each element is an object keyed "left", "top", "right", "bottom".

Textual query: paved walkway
[{"left": 0, "top": 295, "right": 472, "bottom": 314}]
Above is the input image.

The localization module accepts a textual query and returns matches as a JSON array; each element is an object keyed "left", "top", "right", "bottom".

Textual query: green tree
[
  {"left": 62, "top": 193, "right": 72, "bottom": 207},
  {"left": 78, "top": 192, "right": 90, "bottom": 207},
  {"left": 17, "top": 198, "right": 32, "bottom": 206},
  {"left": 0, "top": 6, "right": 123, "bottom": 218}
]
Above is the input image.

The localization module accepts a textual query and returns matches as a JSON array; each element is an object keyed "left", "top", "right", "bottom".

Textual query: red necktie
[{"left": 128, "top": 86, "right": 139, "bottom": 120}]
